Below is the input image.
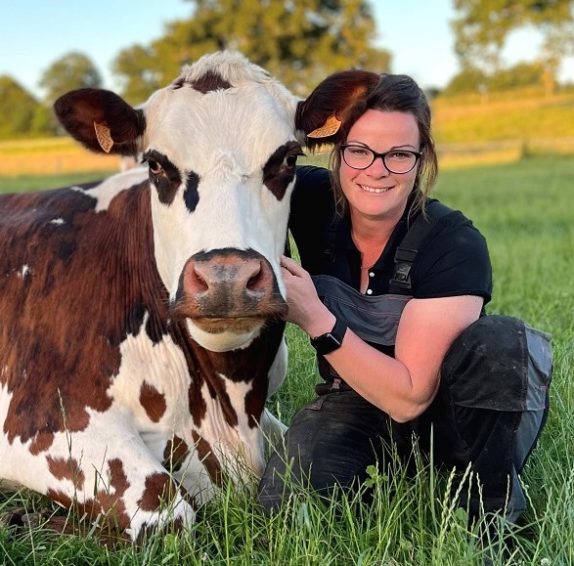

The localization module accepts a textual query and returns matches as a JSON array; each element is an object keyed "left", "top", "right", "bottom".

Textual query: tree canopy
[
  {"left": 443, "top": 61, "right": 547, "bottom": 96},
  {"left": 0, "top": 76, "right": 56, "bottom": 139},
  {"left": 452, "top": 0, "right": 574, "bottom": 76},
  {"left": 39, "top": 51, "right": 103, "bottom": 104},
  {"left": 113, "top": 0, "right": 391, "bottom": 103}
]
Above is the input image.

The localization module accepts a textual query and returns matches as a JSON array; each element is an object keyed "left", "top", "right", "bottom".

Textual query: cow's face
[
  {"left": 55, "top": 52, "right": 300, "bottom": 352},
  {"left": 142, "top": 73, "right": 300, "bottom": 351}
]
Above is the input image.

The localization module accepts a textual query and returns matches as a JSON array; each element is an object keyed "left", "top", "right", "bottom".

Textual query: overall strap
[{"left": 389, "top": 200, "right": 453, "bottom": 294}]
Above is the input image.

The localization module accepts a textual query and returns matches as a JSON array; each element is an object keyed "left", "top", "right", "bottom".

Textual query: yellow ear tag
[
  {"left": 93, "top": 121, "right": 114, "bottom": 153},
  {"left": 307, "top": 115, "right": 341, "bottom": 139}
]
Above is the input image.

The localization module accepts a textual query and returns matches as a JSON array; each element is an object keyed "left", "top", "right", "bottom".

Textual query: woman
[{"left": 258, "top": 72, "right": 551, "bottom": 524}]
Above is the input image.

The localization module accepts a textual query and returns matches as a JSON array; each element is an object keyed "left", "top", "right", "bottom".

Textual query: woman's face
[{"left": 339, "top": 109, "right": 421, "bottom": 224}]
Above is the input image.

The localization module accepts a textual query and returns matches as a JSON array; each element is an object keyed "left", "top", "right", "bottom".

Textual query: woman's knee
[
  {"left": 258, "top": 391, "right": 391, "bottom": 510},
  {"left": 440, "top": 315, "right": 551, "bottom": 413}
]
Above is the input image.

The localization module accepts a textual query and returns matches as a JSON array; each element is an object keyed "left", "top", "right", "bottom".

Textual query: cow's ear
[
  {"left": 296, "top": 70, "right": 380, "bottom": 151},
  {"left": 54, "top": 89, "right": 145, "bottom": 156}
]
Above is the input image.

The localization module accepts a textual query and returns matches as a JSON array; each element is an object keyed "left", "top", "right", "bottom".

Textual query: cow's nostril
[
  {"left": 246, "top": 263, "right": 263, "bottom": 292},
  {"left": 190, "top": 266, "right": 209, "bottom": 293}
]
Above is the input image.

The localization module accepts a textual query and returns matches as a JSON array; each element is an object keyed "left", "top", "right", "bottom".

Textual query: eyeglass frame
[{"left": 340, "top": 143, "right": 422, "bottom": 174}]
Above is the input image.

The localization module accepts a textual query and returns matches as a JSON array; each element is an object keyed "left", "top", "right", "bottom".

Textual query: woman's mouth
[{"left": 358, "top": 184, "right": 393, "bottom": 194}]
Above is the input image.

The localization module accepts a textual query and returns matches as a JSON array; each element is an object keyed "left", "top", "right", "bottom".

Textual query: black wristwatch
[{"left": 310, "top": 319, "right": 347, "bottom": 355}]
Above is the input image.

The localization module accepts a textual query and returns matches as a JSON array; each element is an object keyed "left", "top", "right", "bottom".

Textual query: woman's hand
[{"left": 280, "top": 256, "right": 335, "bottom": 337}]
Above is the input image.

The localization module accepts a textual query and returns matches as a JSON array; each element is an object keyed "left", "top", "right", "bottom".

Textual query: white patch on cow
[
  {"left": 194, "top": 377, "right": 264, "bottom": 479},
  {"left": 90, "top": 167, "right": 148, "bottom": 212},
  {"left": 186, "top": 319, "right": 263, "bottom": 352},
  {"left": 267, "top": 337, "right": 287, "bottom": 397},
  {"left": 106, "top": 315, "right": 265, "bottom": 503},
  {"left": 108, "top": 313, "right": 191, "bottom": 431},
  {"left": 49, "top": 218, "right": 65, "bottom": 225},
  {"left": 0, "top": 381, "right": 195, "bottom": 542},
  {"left": 17, "top": 265, "right": 31, "bottom": 278}
]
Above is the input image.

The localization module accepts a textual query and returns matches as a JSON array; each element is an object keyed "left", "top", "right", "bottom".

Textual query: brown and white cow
[{"left": 0, "top": 51, "right": 368, "bottom": 540}]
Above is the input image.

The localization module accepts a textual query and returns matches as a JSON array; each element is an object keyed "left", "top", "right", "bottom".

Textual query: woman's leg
[
  {"left": 427, "top": 315, "right": 552, "bottom": 522},
  {"left": 258, "top": 389, "right": 411, "bottom": 512}
]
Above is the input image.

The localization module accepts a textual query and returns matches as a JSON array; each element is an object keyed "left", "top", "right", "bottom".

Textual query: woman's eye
[
  {"left": 389, "top": 151, "right": 409, "bottom": 160},
  {"left": 349, "top": 147, "right": 368, "bottom": 156}
]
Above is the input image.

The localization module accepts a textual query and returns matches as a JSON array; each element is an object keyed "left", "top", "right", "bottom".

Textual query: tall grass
[{"left": 0, "top": 156, "right": 572, "bottom": 565}]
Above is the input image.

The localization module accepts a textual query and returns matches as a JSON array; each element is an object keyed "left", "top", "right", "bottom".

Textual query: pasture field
[{"left": 0, "top": 155, "right": 573, "bottom": 564}]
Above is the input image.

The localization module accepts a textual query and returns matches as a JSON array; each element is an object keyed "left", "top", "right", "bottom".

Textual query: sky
[{"left": 0, "top": 0, "right": 571, "bottom": 96}]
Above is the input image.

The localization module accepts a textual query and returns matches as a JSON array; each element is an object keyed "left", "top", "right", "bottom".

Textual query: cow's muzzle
[{"left": 171, "top": 248, "right": 287, "bottom": 334}]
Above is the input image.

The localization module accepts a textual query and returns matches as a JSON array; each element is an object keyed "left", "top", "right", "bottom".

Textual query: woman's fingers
[{"left": 280, "top": 255, "right": 306, "bottom": 277}]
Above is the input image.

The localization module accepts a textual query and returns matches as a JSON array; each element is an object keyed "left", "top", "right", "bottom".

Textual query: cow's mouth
[{"left": 191, "top": 316, "right": 267, "bottom": 335}]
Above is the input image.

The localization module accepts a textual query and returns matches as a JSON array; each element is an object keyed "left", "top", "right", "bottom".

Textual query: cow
[{"left": 0, "top": 50, "right": 358, "bottom": 541}]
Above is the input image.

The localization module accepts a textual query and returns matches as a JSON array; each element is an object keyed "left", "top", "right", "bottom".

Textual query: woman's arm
[{"left": 281, "top": 256, "right": 483, "bottom": 423}]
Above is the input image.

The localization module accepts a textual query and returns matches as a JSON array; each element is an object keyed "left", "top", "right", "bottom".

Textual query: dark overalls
[{"left": 258, "top": 202, "right": 552, "bottom": 523}]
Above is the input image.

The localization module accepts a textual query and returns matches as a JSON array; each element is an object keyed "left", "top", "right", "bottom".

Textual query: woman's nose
[{"left": 366, "top": 155, "right": 390, "bottom": 176}]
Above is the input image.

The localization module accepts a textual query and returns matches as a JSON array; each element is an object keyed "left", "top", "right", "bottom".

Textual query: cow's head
[{"left": 54, "top": 51, "right": 375, "bottom": 352}]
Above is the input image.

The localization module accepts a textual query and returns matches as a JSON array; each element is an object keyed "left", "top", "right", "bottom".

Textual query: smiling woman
[{"left": 259, "top": 70, "right": 553, "bottom": 542}]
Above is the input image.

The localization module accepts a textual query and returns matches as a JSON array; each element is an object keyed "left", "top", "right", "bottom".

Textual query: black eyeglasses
[{"left": 341, "top": 144, "right": 421, "bottom": 174}]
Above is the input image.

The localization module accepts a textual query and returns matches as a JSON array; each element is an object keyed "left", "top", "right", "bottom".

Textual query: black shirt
[{"left": 289, "top": 166, "right": 492, "bottom": 304}]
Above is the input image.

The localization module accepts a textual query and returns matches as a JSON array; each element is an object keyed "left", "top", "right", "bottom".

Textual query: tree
[
  {"left": 0, "top": 76, "right": 57, "bottom": 139},
  {"left": 442, "top": 61, "right": 545, "bottom": 96},
  {"left": 452, "top": 0, "right": 574, "bottom": 90},
  {"left": 112, "top": 0, "right": 390, "bottom": 103},
  {"left": 39, "top": 51, "right": 103, "bottom": 104},
  {"left": 443, "top": 66, "right": 489, "bottom": 96}
]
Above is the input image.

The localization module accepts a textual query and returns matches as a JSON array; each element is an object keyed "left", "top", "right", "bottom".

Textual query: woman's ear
[{"left": 295, "top": 70, "right": 380, "bottom": 150}]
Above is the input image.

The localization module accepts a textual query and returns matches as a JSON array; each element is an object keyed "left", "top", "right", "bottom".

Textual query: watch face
[{"left": 311, "top": 331, "right": 343, "bottom": 355}]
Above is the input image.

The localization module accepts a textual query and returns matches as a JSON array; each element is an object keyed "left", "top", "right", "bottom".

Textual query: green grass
[
  {"left": 432, "top": 90, "right": 574, "bottom": 144},
  {"left": 1, "top": 156, "right": 573, "bottom": 564},
  {"left": 0, "top": 171, "right": 112, "bottom": 194}
]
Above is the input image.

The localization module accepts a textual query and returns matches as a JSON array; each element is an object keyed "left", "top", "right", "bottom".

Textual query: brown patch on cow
[
  {"left": 191, "top": 430, "right": 224, "bottom": 487},
  {"left": 54, "top": 89, "right": 145, "bottom": 157},
  {"left": 136, "top": 515, "right": 185, "bottom": 544},
  {"left": 262, "top": 141, "right": 303, "bottom": 200},
  {"left": 139, "top": 382, "right": 166, "bottom": 423},
  {"left": 46, "top": 488, "right": 74, "bottom": 510},
  {"left": 47, "top": 456, "right": 85, "bottom": 489},
  {"left": 0, "top": 181, "right": 169, "bottom": 446},
  {"left": 79, "top": 458, "right": 131, "bottom": 530},
  {"left": 295, "top": 69, "right": 380, "bottom": 150},
  {"left": 190, "top": 71, "right": 232, "bottom": 94},
  {"left": 46, "top": 458, "right": 131, "bottom": 533},
  {"left": 142, "top": 150, "right": 182, "bottom": 205},
  {"left": 137, "top": 472, "right": 179, "bottom": 512},
  {"left": 29, "top": 431, "right": 55, "bottom": 455},
  {"left": 179, "top": 319, "right": 285, "bottom": 431},
  {"left": 162, "top": 435, "right": 190, "bottom": 473}
]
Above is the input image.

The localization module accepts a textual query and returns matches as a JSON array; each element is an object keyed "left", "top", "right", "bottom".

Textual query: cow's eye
[
  {"left": 148, "top": 160, "right": 163, "bottom": 175},
  {"left": 284, "top": 154, "right": 298, "bottom": 168}
]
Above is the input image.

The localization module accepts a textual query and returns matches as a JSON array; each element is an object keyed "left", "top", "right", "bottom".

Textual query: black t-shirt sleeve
[{"left": 411, "top": 211, "right": 493, "bottom": 304}]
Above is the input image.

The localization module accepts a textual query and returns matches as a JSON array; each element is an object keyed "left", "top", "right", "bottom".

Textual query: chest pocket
[{"left": 312, "top": 275, "right": 411, "bottom": 347}]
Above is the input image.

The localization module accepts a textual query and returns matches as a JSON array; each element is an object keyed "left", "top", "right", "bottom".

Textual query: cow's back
[{"left": 0, "top": 172, "right": 166, "bottom": 451}]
